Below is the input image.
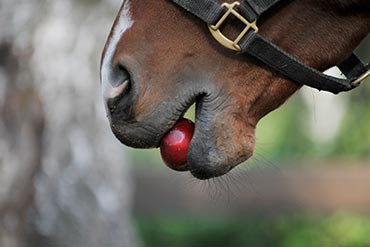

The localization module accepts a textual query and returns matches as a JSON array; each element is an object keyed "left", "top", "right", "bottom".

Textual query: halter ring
[
  {"left": 208, "top": 2, "right": 258, "bottom": 51},
  {"left": 353, "top": 69, "right": 370, "bottom": 85}
]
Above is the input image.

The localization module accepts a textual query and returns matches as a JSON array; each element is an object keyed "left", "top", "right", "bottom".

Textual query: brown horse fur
[{"left": 101, "top": 0, "right": 370, "bottom": 179}]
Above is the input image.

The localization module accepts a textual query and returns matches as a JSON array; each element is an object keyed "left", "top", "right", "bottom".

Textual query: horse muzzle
[{"left": 102, "top": 63, "right": 256, "bottom": 179}]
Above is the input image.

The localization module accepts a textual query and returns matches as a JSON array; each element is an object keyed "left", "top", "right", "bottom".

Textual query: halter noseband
[{"left": 172, "top": 0, "right": 370, "bottom": 94}]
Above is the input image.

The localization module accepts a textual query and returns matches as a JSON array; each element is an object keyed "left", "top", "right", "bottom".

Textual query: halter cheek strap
[{"left": 172, "top": 0, "right": 370, "bottom": 94}]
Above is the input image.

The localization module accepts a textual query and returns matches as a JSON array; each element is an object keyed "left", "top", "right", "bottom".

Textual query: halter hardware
[
  {"left": 352, "top": 69, "right": 370, "bottom": 85},
  {"left": 208, "top": 2, "right": 258, "bottom": 51}
]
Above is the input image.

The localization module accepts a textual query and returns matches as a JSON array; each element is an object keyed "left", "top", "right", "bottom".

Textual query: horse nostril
[
  {"left": 111, "top": 65, "right": 130, "bottom": 88},
  {"left": 102, "top": 64, "right": 135, "bottom": 116},
  {"left": 102, "top": 64, "right": 131, "bottom": 100}
]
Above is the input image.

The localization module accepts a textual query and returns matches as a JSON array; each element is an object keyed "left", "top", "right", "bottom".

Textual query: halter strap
[
  {"left": 244, "top": 0, "right": 280, "bottom": 16},
  {"left": 172, "top": 0, "right": 224, "bottom": 24},
  {"left": 241, "top": 34, "right": 364, "bottom": 93},
  {"left": 172, "top": 0, "right": 370, "bottom": 94}
]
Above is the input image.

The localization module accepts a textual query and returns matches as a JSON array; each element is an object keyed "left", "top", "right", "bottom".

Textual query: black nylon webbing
[
  {"left": 240, "top": 34, "right": 355, "bottom": 93},
  {"left": 338, "top": 54, "right": 369, "bottom": 79},
  {"left": 172, "top": 0, "right": 224, "bottom": 25},
  {"left": 243, "top": 0, "right": 281, "bottom": 16}
]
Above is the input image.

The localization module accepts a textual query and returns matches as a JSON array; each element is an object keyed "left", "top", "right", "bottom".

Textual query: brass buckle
[
  {"left": 353, "top": 69, "right": 370, "bottom": 85},
  {"left": 208, "top": 2, "right": 258, "bottom": 52}
]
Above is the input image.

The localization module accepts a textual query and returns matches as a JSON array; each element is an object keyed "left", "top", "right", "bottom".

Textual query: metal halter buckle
[
  {"left": 352, "top": 69, "right": 370, "bottom": 85},
  {"left": 208, "top": 2, "right": 258, "bottom": 51}
]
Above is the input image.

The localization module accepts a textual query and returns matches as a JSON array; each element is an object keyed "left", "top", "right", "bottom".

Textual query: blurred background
[{"left": 1, "top": 0, "right": 370, "bottom": 246}]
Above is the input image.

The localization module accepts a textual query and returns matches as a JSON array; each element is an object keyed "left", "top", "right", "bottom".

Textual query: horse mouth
[
  {"left": 109, "top": 90, "right": 255, "bottom": 180},
  {"left": 106, "top": 67, "right": 255, "bottom": 180}
]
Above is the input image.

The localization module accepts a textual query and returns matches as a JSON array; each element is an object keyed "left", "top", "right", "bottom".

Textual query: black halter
[{"left": 172, "top": 0, "right": 370, "bottom": 94}]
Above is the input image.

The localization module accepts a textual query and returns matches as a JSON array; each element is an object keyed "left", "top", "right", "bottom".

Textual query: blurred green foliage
[
  {"left": 136, "top": 213, "right": 370, "bottom": 247},
  {"left": 332, "top": 83, "right": 370, "bottom": 158},
  {"left": 257, "top": 80, "right": 370, "bottom": 162}
]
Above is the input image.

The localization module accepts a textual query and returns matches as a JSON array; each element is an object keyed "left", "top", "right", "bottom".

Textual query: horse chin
[
  {"left": 187, "top": 127, "right": 255, "bottom": 180},
  {"left": 187, "top": 96, "right": 256, "bottom": 180}
]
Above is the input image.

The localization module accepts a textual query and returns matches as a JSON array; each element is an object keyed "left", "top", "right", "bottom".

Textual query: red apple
[{"left": 160, "top": 118, "right": 194, "bottom": 171}]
